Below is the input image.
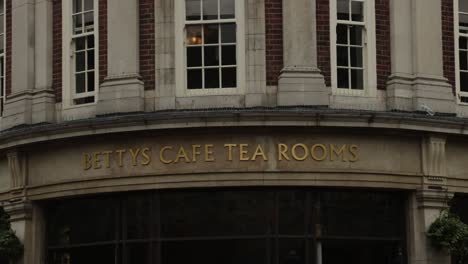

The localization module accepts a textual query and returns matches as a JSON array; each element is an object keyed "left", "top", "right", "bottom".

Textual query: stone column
[
  {"left": 97, "top": 0, "right": 144, "bottom": 115},
  {"left": 2, "top": 0, "right": 35, "bottom": 129},
  {"left": 277, "top": 0, "right": 329, "bottom": 106},
  {"left": 387, "top": 0, "right": 455, "bottom": 113}
]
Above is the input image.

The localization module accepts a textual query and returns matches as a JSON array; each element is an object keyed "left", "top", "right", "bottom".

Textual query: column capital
[{"left": 416, "top": 189, "right": 453, "bottom": 210}]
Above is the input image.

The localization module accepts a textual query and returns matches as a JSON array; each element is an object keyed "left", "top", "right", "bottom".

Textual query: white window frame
[
  {"left": 62, "top": 0, "right": 99, "bottom": 110},
  {"left": 174, "top": 0, "right": 245, "bottom": 97},
  {"left": 330, "top": 0, "right": 377, "bottom": 97},
  {"left": 455, "top": 0, "right": 468, "bottom": 104}
]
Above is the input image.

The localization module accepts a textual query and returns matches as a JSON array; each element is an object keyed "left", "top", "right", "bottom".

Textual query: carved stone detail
[
  {"left": 7, "top": 151, "right": 27, "bottom": 189},
  {"left": 421, "top": 136, "right": 447, "bottom": 177}
]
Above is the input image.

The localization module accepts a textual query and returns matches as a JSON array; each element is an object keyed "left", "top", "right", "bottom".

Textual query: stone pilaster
[
  {"left": 32, "top": 0, "right": 55, "bottom": 124},
  {"left": 4, "top": 200, "right": 45, "bottom": 264},
  {"left": 2, "top": 0, "right": 35, "bottom": 129},
  {"left": 387, "top": 0, "right": 455, "bottom": 113},
  {"left": 97, "top": 0, "right": 144, "bottom": 115},
  {"left": 277, "top": 0, "right": 329, "bottom": 106},
  {"left": 407, "top": 190, "right": 453, "bottom": 264},
  {"left": 3, "top": 0, "right": 55, "bottom": 130}
]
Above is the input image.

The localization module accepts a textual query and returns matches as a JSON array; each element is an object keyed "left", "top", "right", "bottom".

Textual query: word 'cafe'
[{"left": 82, "top": 143, "right": 360, "bottom": 170}]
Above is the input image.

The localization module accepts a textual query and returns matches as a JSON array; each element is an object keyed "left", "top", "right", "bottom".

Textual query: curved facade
[{"left": 1, "top": 0, "right": 468, "bottom": 263}]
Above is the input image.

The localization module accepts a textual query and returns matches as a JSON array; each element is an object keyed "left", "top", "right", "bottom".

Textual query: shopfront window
[{"left": 46, "top": 189, "right": 406, "bottom": 264}]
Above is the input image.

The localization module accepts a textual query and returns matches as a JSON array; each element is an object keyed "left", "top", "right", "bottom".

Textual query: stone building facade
[{"left": 0, "top": 0, "right": 468, "bottom": 263}]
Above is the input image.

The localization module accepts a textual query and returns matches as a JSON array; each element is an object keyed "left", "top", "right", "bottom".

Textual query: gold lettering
[
  {"left": 160, "top": 146, "right": 173, "bottom": 164},
  {"left": 93, "top": 152, "right": 102, "bottom": 169},
  {"left": 278, "top": 144, "right": 290, "bottom": 161},
  {"left": 251, "top": 144, "right": 268, "bottom": 161},
  {"left": 291, "top": 144, "right": 308, "bottom": 161},
  {"left": 141, "top": 148, "right": 151, "bottom": 166},
  {"left": 102, "top": 150, "right": 113, "bottom": 168},
  {"left": 239, "top": 144, "right": 250, "bottom": 161},
  {"left": 205, "top": 144, "right": 215, "bottom": 162},
  {"left": 174, "top": 146, "right": 190, "bottom": 163},
  {"left": 82, "top": 153, "right": 92, "bottom": 170},
  {"left": 116, "top": 149, "right": 126, "bottom": 167},
  {"left": 311, "top": 144, "right": 328, "bottom": 161},
  {"left": 349, "top": 145, "right": 359, "bottom": 162},
  {"left": 224, "top": 144, "right": 237, "bottom": 161},
  {"left": 129, "top": 148, "right": 141, "bottom": 166},
  {"left": 330, "top": 144, "right": 347, "bottom": 161},
  {"left": 192, "top": 145, "right": 201, "bottom": 162}
]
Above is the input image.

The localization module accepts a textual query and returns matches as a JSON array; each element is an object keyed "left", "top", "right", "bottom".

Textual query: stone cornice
[{"left": 0, "top": 108, "right": 467, "bottom": 150}]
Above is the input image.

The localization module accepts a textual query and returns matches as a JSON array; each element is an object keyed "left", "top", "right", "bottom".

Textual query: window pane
[
  {"left": 187, "top": 69, "right": 202, "bottom": 89},
  {"left": 337, "top": 24, "right": 348, "bottom": 45},
  {"left": 349, "top": 26, "right": 363, "bottom": 45},
  {"left": 337, "top": 46, "right": 348, "bottom": 67},
  {"left": 337, "top": 0, "right": 349, "bottom": 20},
  {"left": 278, "top": 191, "right": 306, "bottom": 235},
  {"left": 460, "top": 14, "right": 468, "bottom": 33},
  {"left": 203, "top": 0, "right": 218, "bottom": 20},
  {"left": 187, "top": 47, "right": 202, "bottom": 67},
  {"left": 76, "top": 37, "right": 86, "bottom": 51},
  {"left": 279, "top": 239, "right": 305, "bottom": 264},
  {"left": 350, "top": 47, "right": 363, "bottom": 67},
  {"left": 125, "top": 194, "right": 152, "bottom": 240},
  {"left": 204, "top": 46, "right": 219, "bottom": 66},
  {"left": 460, "top": 0, "right": 468, "bottom": 13},
  {"left": 76, "top": 52, "right": 86, "bottom": 72},
  {"left": 87, "top": 72, "right": 95, "bottom": 92},
  {"left": 0, "top": 14, "right": 4, "bottom": 35},
  {"left": 186, "top": 25, "right": 203, "bottom": 45},
  {"left": 460, "top": 51, "right": 468, "bottom": 71},
  {"left": 73, "top": 0, "right": 82, "bottom": 14},
  {"left": 204, "top": 68, "right": 220, "bottom": 88},
  {"left": 125, "top": 243, "right": 151, "bottom": 264},
  {"left": 220, "top": 0, "right": 235, "bottom": 19},
  {"left": 221, "top": 23, "right": 236, "bottom": 43},
  {"left": 87, "top": 35, "right": 94, "bottom": 49},
  {"left": 186, "top": 0, "right": 201, "bottom": 20},
  {"left": 204, "top": 24, "right": 219, "bottom": 44},
  {"left": 0, "top": 0, "right": 4, "bottom": 15},
  {"left": 162, "top": 240, "right": 267, "bottom": 264},
  {"left": 351, "top": 69, "right": 364, "bottom": 90},
  {"left": 49, "top": 246, "right": 115, "bottom": 264},
  {"left": 221, "top": 45, "right": 236, "bottom": 65},
  {"left": 461, "top": 72, "right": 468, "bottom": 92},
  {"left": 461, "top": 37, "right": 468, "bottom": 51},
  {"left": 84, "top": 0, "right": 93, "bottom": 11},
  {"left": 222, "top": 67, "right": 236, "bottom": 88},
  {"left": 337, "top": 68, "right": 349, "bottom": 88},
  {"left": 76, "top": 73, "right": 86, "bottom": 93},
  {"left": 351, "top": 1, "right": 364, "bottom": 22},
  {"left": 0, "top": 37, "right": 4, "bottom": 54},
  {"left": 73, "top": 15, "right": 83, "bottom": 34},
  {"left": 88, "top": 50, "right": 95, "bottom": 70},
  {"left": 84, "top": 12, "right": 94, "bottom": 32}
]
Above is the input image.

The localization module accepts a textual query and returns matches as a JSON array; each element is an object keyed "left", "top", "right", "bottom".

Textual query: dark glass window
[{"left": 46, "top": 189, "right": 407, "bottom": 264}]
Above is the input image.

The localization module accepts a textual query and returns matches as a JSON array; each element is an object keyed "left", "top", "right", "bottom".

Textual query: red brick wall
[
  {"left": 442, "top": 0, "right": 455, "bottom": 91},
  {"left": 316, "top": 0, "right": 331, "bottom": 87},
  {"left": 375, "top": 0, "right": 391, "bottom": 90},
  {"left": 99, "top": 0, "right": 107, "bottom": 84},
  {"left": 140, "top": 0, "right": 155, "bottom": 91},
  {"left": 265, "top": 0, "right": 283, "bottom": 86},
  {"left": 52, "top": 0, "right": 62, "bottom": 102}
]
